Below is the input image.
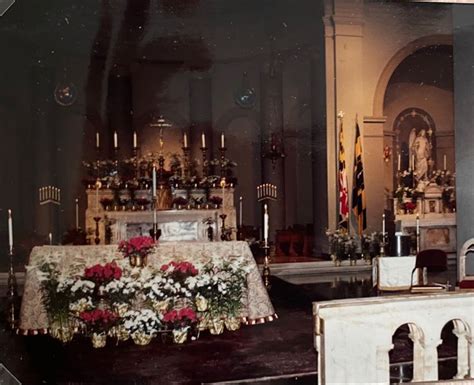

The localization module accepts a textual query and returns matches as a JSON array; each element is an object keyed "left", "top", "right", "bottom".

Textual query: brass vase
[
  {"left": 209, "top": 319, "right": 224, "bottom": 335},
  {"left": 224, "top": 317, "right": 241, "bottom": 331},
  {"left": 172, "top": 328, "right": 188, "bottom": 344},
  {"left": 91, "top": 332, "right": 107, "bottom": 348},
  {"left": 132, "top": 332, "right": 153, "bottom": 345}
]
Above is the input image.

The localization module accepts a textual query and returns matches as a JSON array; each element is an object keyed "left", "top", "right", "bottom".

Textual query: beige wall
[{"left": 324, "top": 0, "right": 453, "bottom": 233}]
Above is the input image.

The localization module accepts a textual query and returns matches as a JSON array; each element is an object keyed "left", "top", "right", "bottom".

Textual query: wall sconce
[
  {"left": 262, "top": 133, "right": 285, "bottom": 168},
  {"left": 383, "top": 145, "right": 392, "bottom": 163}
]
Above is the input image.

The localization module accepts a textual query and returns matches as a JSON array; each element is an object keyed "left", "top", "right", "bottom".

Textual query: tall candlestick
[
  {"left": 95, "top": 132, "right": 100, "bottom": 149},
  {"left": 48, "top": 232, "right": 52, "bottom": 245},
  {"left": 113, "top": 131, "right": 118, "bottom": 149},
  {"left": 201, "top": 133, "right": 206, "bottom": 148},
  {"left": 443, "top": 154, "right": 447, "bottom": 170},
  {"left": 183, "top": 132, "right": 188, "bottom": 148},
  {"left": 239, "top": 196, "right": 243, "bottom": 227},
  {"left": 397, "top": 154, "right": 401, "bottom": 171},
  {"left": 221, "top": 178, "right": 225, "bottom": 209},
  {"left": 133, "top": 131, "right": 137, "bottom": 149},
  {"left": 416, "top": 214, "right": 420, "bottom": 235},
  {"left": 8, "top": 209, "right": 13, "bottom": 253},
  {"left": 75, "top": 198, "right": 79, "bottom": 229},
  {"left": 263, "top": 204, "right": 269, "bottom": 245},
  {"left": 221, "top": 133, "right": 225, "bottom": 148},
  {"left": 382, "top": 213, "right": 385, "bottom": 236},
  {"left": 152, "top": 166, "right": 157, "bottom": 196}
]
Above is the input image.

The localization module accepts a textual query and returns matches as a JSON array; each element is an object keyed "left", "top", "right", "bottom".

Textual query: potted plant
[
  {"left": 163, "top": 307, "right": 198, "bottom": 344},
  {"left": 122, "top": 309, "right": 162, "bottom": 345},
  {"left": 118, "top": 236, "right": 155, "bottom": 267},
  {"left": 78, "top": 308, "right": 118, "bottom": 348}
]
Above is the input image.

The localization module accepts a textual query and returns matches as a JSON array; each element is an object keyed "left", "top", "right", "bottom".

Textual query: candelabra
[
  {"left": 262, "top": 133, "right": 285, "bottom": 169},
  {"left": 219, "top": 146, "right": 227, "bottom": 178},
  {"left": 219, "top": 213, "right": 231, "bottom": 241},
  {"left": 256, "top": 187, "right": 276, "bottom": 288},
  {"left": 201, "top": 146, "right": 208, "bottom": 178},
  {"left": 6, "top": 249, "right": 18, "bottom": 329},
  {"left": 93, "top": 216, "right": 101, "bottom": 245}
]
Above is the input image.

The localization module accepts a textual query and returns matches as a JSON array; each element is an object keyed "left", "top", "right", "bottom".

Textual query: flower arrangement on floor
[
  {"left": 325, "top": 229, "right": 357, "bottom": 265},
  {"left": 37, "top": 254, "right": 251, "bottom": 348},
  {"left": 118, "top": 236, "right": 155, "bottom": 267}
]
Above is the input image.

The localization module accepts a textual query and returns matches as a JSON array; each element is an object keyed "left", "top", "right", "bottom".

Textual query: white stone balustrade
[{"left": 314, "top": 292, "right": 474, "bottom": 385}]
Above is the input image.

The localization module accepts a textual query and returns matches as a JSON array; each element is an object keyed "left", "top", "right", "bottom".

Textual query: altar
[
  {"left": 19, "top": 241, "right": 276, "bottom": 333},
  {"left": 85, "top": 187, "right": 237, "bottom": 244}
]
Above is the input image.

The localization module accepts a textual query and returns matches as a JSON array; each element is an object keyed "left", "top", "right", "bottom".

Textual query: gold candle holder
[{"left": 6, "top": 249, "right": 18, "bottom": 329}]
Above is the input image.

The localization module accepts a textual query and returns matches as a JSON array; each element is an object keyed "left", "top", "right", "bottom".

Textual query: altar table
[
  {"left": 372, "top": 256, "right": 426, "bottom": 291},
  {"left": 19, "top": 241, "right": 276, "bottom": 333}
]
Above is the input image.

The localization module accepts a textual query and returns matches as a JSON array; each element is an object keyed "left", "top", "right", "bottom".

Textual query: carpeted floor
[{"left": 0, "top": 275, "right": 458, "bottom": 385}]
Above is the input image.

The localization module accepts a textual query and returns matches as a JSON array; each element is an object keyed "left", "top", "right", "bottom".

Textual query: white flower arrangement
[{"left": 123, "top": 309, "right": 162, "bottom": 337}]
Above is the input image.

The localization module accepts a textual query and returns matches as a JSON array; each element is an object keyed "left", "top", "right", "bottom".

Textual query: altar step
[{"left": 258, "top": 260, "right": 372, "bottom": 278}]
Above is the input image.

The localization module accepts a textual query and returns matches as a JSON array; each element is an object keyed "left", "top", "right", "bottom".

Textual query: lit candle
[
  {"left": 397, "top": 154, "right": 401, "bottom": 171},
  {"left": 221, "top": 133, "right": 225, "bottom": 148},
  {"left": 75, "top": 198, "right": 79, "bottom": 229},
  {"left": 264, "top": 204, "right": 269, "bottom": 245},
  {"left": 382, "top": 213, "right": 385, "bottom": 235},
  {"left": 48, "top": 232, "right": 52, "bottom": 245},
  {"left": 443, "top": 154, "right": 447, "bottom": 170},
  {"left": 8, "top": 209, "right": 13, "bottom": 254},
  {"left": 95, "top": 132, "right": 100, "bottom": 149},
  {"left": 221, "top": 178, "right": 226, "bottom": 209},
  {"left": 113, "top": 131, "right": 118, "bottom": 149},
  {"left": 201, "top": 133, "right": 206, "bottom": 148},
  {"left": 152, "top": 165, "right": 157, "bottom": 196},
  {"left": 239, "top": 196, "right": 243, "bottom": 227},
  {"left": 183, "top": 132, "right": 188, "bottom": 148},
  {"left": 133, "top": 131, "right": 137, "bottom": 149}
]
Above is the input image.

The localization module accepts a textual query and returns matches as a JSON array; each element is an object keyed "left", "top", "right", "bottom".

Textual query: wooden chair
[{"left": 410, "top": 249, "right": 447, "bottom": 288}]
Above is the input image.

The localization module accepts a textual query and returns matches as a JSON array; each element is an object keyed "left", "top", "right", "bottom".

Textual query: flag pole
[{"left": 337, "top": 111, "right": 344, "bottom": 230}]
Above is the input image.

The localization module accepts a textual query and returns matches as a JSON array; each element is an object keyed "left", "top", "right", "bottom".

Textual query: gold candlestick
[
  {"left": 6, "top": 249, "right": 18, "bottom": 329},
  {"left": 93, "top": 216, "right": 101, "bottom": 245}
]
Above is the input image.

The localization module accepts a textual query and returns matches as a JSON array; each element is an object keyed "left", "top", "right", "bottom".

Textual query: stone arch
[
  {"left": 390, "top": 322, "right": 425, "bottom": 383},
  {"left": 438, "top": 318, "right": 472, "bottom": 380},
  {"left": 373, "top": 34, "right": 453, "bottom": 117}
]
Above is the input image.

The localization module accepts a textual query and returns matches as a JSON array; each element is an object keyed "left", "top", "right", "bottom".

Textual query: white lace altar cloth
[
  {"left": 19, "top": 241, "right": 276, "bottom": 332},
  {"left": 373, "top": 255, "right": 426, "bottom": 291}
]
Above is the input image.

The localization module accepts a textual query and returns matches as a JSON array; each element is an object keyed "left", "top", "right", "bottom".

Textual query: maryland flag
[
  {"left": 338, "top": 119, "right": 349, "bottom": 230},
  {"left": 352, "top": 122, "right": 367, "bottom": 235}
]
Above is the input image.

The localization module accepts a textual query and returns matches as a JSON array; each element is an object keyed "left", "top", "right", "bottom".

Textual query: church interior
[{"left": 1, "top": 0, "right": 474, "bottom": 384}]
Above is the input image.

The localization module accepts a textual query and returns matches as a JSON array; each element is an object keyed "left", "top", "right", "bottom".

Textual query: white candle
[
  {"left": 48, "top": 232, "right": 52, "bottom": 245},
  {"left": 114, "top": 131, "right": 118, "bottom": 149},
  {"left": 75, "top": 198, "right": 79, "bottom": 229},
  {"left": 264, "top": 204, "right": 269, "bottom": 245},
  {"left": 152, "top": 166, "right": 157, "bottom": 196},
  {"left": 221, "top": 133, "right": 225, "bottom": 148},
  {"left": 443, "top": 154, "right": 447, "bottom": 170},
  {"left": 95, "top": 132, "right": 100, "bottom": 149},
  {"left": 133, "top": 131, "right": 137, "bottom": 149},
  {"left": 95, "top": 187, "right": 99, "bottom": 211},
  {"left": 239, "top": 196, "right": 243, "bottom": 227},
  {"left": 201, "top": 133, "right": 206, "bottom": 148},
  {"left": 416, "top": 214, "right": 420, "bottom": 236},
  {"left": 8, "top": 209, "right": 13, "bottom": 253},
  {"left": 183, "top": 133, "right": 188, "bottom": 148},
  {"left": 382, "top": 213, "right": 385, "bottom": 235},
  {"left": 397, "top": 154, "right": 401, "bottom": 171},
  {"left": 153, "top": 208, "right": 157, "bottom": 224}
]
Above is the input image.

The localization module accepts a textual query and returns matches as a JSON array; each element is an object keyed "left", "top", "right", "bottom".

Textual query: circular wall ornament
[
  {"left": 234, "top": 87, "right": 256, "bottom": 109},
  {"left": 54, "top": 82, "right": 77, "bottom": 106}
]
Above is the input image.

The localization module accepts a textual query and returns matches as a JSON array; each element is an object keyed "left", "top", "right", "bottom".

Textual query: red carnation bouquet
[
  {"left": 163, "top": 307, "right": 197, "bottom": 329},
  {"left": 118, "top": 236, "right": 155, "bottom": 267},
  {"left": 79, "top": 308, "right": 118, "bottom": 334},
  {"left": 84, "top": 262, "right": 122, "bottom": 284}
]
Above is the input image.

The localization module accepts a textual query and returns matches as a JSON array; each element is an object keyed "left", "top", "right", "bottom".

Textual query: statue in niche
[{"left": 409, "top": 128, "right": 431, "bottom": 181}]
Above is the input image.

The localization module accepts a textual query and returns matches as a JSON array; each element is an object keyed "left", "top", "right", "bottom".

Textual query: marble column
[
  {"left": 107, "top": 67, "right": 133, "bottom": 159},
  {"left": 260, "top": 61, "right": 285, "bottom": 236},
  {"left": 452, "top": 320, "right": 470, "bottom": 379},
  {"left": 32, "top": 65, "right": 59, "bottom": 239},
  {"left": 453, "top": 6, "right": 474, "bottom": 277},
  {"left": 421, "top": 338, "right": 442, "bottom": 381},
  {"left": 189, "top": 73, "right": 212, "bottom": 169}
]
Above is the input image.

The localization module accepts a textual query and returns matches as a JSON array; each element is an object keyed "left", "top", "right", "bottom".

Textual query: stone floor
[{"left": 0, "top": 270, "right": 459, "bottom": 385}]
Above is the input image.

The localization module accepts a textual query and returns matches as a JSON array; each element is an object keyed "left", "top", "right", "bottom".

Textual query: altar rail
[{"left": 313, "top": 292, "right": 474, "bottom": 384}]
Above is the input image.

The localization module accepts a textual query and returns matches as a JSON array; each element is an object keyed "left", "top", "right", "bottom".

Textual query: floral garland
[{"left": 37, "top": 253, "right": 251, "bottom": 348}]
